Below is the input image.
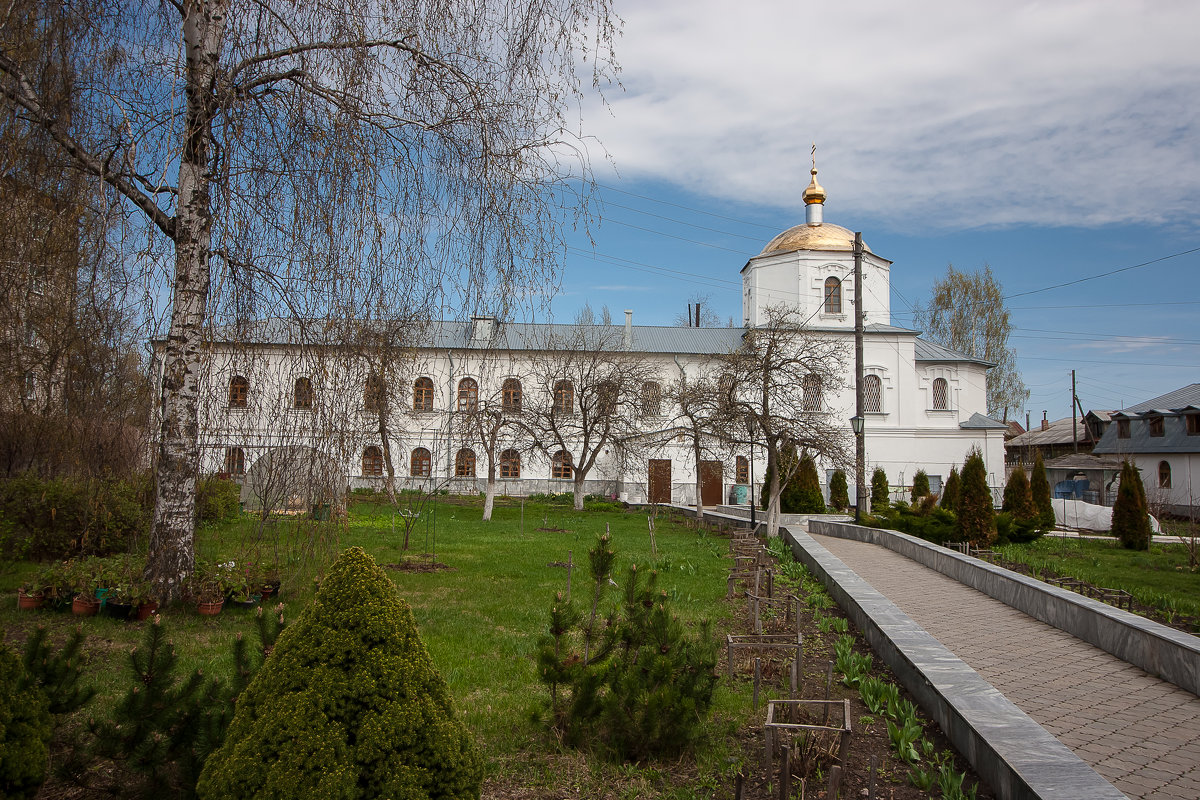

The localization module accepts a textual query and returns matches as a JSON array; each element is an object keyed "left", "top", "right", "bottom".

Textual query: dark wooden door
[
  {"left": 648, "top": 459, "right": 672, "bottom": 504},
  {"left": 699, "top": 460, "right": 723, "bottom": 506}
]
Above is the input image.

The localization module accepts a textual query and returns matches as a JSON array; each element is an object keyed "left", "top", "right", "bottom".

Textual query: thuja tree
[
  {"left": 1030, "top": 452, "right": 1054, "bottom": 530},
  {"left": 870, "top": 467, "right": 890, "bottom": 513},
  {"left": 789, "top": 454, "right": 826, "bottom": 513},
  {"left": 940, "top": 467, "right": 961, "bottom": 512},
  {"left": 955, "top": 450, "right": 995, "bottom": 546},
  {"left": 911, "top": 469, "right": 930, "bottom": 503},
  {"left": 829, "top": 469, "right": 850, "bottom": 511},
  {"left": 1002, "top": 466, "right": 1035, "bottom": 521},
  {"left": 537, "top": 534, "right": 719, "bottom": 761},
  {"left": 1112, "top": 461, "right": 1152, "bottom": 551},
  {"left": 199, "top": 547, "right": 480, "bottom": 800}
]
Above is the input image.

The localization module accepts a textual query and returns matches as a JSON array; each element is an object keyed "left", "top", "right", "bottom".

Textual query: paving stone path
[{"left": 808, "top": 533, "right": 1200, "bottom": 800}]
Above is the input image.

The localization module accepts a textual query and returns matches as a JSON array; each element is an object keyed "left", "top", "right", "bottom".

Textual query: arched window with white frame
[
  {"left": 863, "top": 374, "right": 883, "bottom": 413},
  {"left": 823, "top": 276, "right": 842, "bottom": 314},
  {"left": 931, "top": 377, "right": 949, "bottom": 410}
]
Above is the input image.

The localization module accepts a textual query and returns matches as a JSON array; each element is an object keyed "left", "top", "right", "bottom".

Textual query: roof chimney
[
  {"left": 1041, "top": 411, "right": 1049, "bottom": 431},
  {"left": 624, "top": 310, "right": 633, "bottom": 348}
]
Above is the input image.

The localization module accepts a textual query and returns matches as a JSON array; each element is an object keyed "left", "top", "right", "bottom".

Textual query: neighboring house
[
  {"left": 1093, "top": 383, "right": 1200, "bottom": 516},
  {"left": 173, "top": 170, "right": 1007, "bottom": 508},
  {"left": 1005, "top": 414, "right": 1102, "bottom": 468}
]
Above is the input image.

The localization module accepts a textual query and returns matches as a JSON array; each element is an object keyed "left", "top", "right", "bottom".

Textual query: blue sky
[{"left": 542, "top": 0, "right": 1200, "bottom": 425}]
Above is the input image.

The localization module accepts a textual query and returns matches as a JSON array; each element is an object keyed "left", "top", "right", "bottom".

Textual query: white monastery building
[{"left": 187, "top": 169, "right": 1007, "bottom": 510}]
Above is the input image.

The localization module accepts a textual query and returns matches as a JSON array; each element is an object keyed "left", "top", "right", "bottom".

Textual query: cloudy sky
[{"left": 550, "top": 0, "right": 1200, "bottom": 424}]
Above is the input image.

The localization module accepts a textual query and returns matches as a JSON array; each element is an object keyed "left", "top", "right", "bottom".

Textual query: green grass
[
  {"left": 996, "top": 536, "right": 1200, "bottom": 618},
  {"left": 0, "top": 498, "right": 753, "bottom": 796}
]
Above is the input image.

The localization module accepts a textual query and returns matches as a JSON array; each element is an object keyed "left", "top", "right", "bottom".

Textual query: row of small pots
[{"left": 17, "top": 582, "right": 279, "bottom": 617}]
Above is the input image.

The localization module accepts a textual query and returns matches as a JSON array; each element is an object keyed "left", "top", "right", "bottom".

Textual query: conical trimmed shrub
[
  {"left": 197, "top": 546, "right": 480, "bottom": 800},
  {"left": 955, "top": 450, "right": 995, "bottom": 547},
  {"left": 911, "top": 469, "right": 930, "bottom": 503},
  {"left": 788, "top": 454, "right": 825, "bottom": 513},
  {"left": 1112, "top": 461, "right": 1152, "bottom": 551},
  {"left": 870, "top": 467, "right": 890, "bottom": 513},
  {"left": 829, "top": 470, "right": 849, "bottom": 511},
  {"left": 1002, "top": 466, "right": 1035, "bottom": 522},
  {"left": 1030, "top": 452, "right": 1054, "bottom": 530},
  {"left": 940, "top": 467, "right": 960, "bottom": 512}
]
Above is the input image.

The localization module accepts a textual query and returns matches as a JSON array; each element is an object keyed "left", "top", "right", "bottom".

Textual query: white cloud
[{"left": 585, "top": 0, "right": 1200, "bottom": 230}]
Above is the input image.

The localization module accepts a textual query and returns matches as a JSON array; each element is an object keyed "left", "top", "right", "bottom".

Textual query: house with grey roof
[{"left": 1093, "top": 383, "right": 1200, "bottom": 515}]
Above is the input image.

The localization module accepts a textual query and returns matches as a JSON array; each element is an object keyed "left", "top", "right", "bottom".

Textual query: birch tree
[
  {"left": 915, "top": 264, "right": 1029, "bottom": 422},
  {"left": 0, "top": 0, "right": 618, "bottom": 599},
  {"left": 720, "top": 306, "right": 852, "bottom": 537}
]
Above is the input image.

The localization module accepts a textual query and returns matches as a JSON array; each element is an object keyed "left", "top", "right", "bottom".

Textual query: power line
[
  {"left": 600, "top": 218, "right": 755, "bottom": 255},
  {"left": 598, "top": 200, "right": 766, "bottom": 243},
  {"left": 595, "top": 181, "right": 781, "bottom": 230}
]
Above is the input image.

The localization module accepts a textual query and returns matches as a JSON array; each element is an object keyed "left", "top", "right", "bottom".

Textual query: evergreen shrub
[
  {"left": 870, "top": 468, "right": 890, "bottom": 513},
  {"left": 1112, "top": 461, "right": 1152, "bottom": 551},
  {"left": 955, "top": 450, "right": 995, "bottom": 547},
  {"left": 790, "top": 454, "right": 826, "bottom": 513},
  {"left": 828, "top": 470, "right": 849, "bottom": 511},
  {"left": 910, "top": 469, "right": 930, "bottom": 502},
  {"left": 198, "top": 546, "right": 481, "bottom": 800},
  {"left": 1030, "top": 452, "right": 1054, "bottom": 530},
  {"left": 0, "top": 639, "right": 52, "bottom": 800},
  {"left": 940, "top": 467, "right": 960, "bottom": 512},
  {"left": 196, "top": 476, "right": 241, "bottom": 524}
]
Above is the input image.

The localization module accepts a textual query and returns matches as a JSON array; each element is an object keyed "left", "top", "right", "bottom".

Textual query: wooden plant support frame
[
  {"left": 762, "top": 698, "right": 852, "bottom": 778},
  {"left": 727, "top": 631, "right": 802, "bottom": 695}
]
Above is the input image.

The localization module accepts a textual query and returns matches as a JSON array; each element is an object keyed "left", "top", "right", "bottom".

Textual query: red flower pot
[
  {"left": 136, "top": 602, "right": 158, "bottom": 621},
  {"left": 17, "top": 590, "right": 44, "bottom": 611},
  {"left": 197, "top": 599, "right": 224, "bottom": 616},
  {"left": 72, "top": 595, "right": 100, "bottom": 616}
]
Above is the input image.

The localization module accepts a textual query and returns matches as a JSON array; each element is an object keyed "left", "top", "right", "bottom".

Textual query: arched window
[
  {"left": 499, "top": 448, "right": 521, "bottom": 479},
  {"left": 224, "top": 446, "right": 245, "bottom": 476},
  {"left": 1159, "top": 460, "right": 1172, "bottom": 488},
  {"left": 455, "top": 448, "right": 476, "bottom": 477},
  {"left": 552, "top": 450, "right": 573, "bottom": 479},
  {"left": 362, "top": 446, "right": 384, "bottom": 476},
  {"left": 364, "top": 374, "right": 384, "bottom": 412},
  {"left": 293, "top": 377, "right": 313, "bottom": 409},
  {"left": 413, "top": 377, "right": 434, "bottom": 412},
  {"left": 553, "top": 380, "right": 574, "bottom": 415},
  {"left": 824, "top": 276, "right": 842, "bottom": 314},
  {"left": 502, "top": 378, "right": 522, "bottom": 412},
  {"left": 598, "top": 380, "right": 618, "bottom": 416},
  {"left": 410, "top": 447, "right": 432, "bottom": 477},
  {"left": 228, "top": 375, "right": 249, "bottom": 408},
  {"left": 736, "top": 455, "right": 749, "bottom": 484},
  {"left": 802, "top": 374, "right": 822, "bottom": 412},
  {"left": 641, "top": 381, "right": 662, "bottom": 416},
  {"left": 457, "top": 378, "right": 478, "bottom": 413},
  {"left": 931, "top": 377, "right": 949, "bottom": 410},
  {"left": 864, "top": 374, "right": 883, "bottom": 413}
]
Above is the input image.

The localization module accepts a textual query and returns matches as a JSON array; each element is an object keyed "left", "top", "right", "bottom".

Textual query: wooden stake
[
  {"left": 868, "top": 755, "right": 878, "bottom": 800},
  {"left": 823, "top": 662, "right": 833, "bottom": 725},
  {"left": 753, "top": 657, "right": 762, "bottom": 709},
  {"left": 566, "top": 550, "right": 573, "bottom": 602},
  {"left": 779, "top": 743, "right": 791, "bottom": 800},
  {"left": 826, "top": 764, "right": 842, "bottom": 799}
]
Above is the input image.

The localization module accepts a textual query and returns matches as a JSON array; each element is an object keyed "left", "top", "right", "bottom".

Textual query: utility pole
[
  {"left": 1072, "top": 369, "right": 1078, "bottom": 454},
  {"left": 854, "top": 233, "right": 866, "bottom": 519}
]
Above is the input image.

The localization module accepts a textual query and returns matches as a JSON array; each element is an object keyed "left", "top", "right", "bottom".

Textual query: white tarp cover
[{"left": 1052, "top": 497, "right": 1161, "bottom": 533}]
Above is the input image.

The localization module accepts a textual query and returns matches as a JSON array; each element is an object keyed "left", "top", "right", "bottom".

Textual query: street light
[{"left": 849, "top": 415, "right": 865, "bottom": 523}]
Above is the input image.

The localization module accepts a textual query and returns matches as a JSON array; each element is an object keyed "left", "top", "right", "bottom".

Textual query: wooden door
[
  {"left": 699, "top": 460, "right": 723, "bottom": 506},
  {"left": 648, "top": 459, "right": 672, "bottom": 504}
]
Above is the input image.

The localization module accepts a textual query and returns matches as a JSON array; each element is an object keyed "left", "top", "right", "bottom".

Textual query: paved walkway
[{"left": 809, "top": 533, "right": 1200, "bottom": 800}]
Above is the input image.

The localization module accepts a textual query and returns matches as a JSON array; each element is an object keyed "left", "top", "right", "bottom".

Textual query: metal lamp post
[{"left": 850, "top": 414, "right": 865, "bottom": 524}]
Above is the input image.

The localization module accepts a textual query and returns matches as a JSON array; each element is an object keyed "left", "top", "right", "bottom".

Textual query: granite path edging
[
  {"left": 809, "top": 520, "right": 1200, "bottom": 697},
  {"left": 785, "top": 526, "right": 1127, "bottom": 800}
]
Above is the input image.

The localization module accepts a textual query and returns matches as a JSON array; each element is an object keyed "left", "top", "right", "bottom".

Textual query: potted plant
[
  {"left": 259, "top": 564, "right": 281, "bottom": 598},
  {"left": 37, "top": 562, "right": 73, "bottom": 612},
  {"left": 188, "top": 561, "right": 229, "bottom": 615},
  {"left": 68, "top": 559, "right": 101, "bottom": 616},
  {"left": 226, "top": 562, "right": 262, "bottom": 609},
  {"left": 17, "top": 576, "right": 44, "bottom": 611}
]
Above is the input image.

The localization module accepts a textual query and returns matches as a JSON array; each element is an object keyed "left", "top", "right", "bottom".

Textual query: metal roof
[
  {"left": 959, "top": 412, "right": 1008, "bottom": 430},
  {"left": 202, "top": 318, "right": 992, "bottom": 366},
  {"left": 1111, "top": 383, "right": 1200, "bottom": 415},
  {"left": 1006, "top": 417, "right": 1088, "bottom": 448}
]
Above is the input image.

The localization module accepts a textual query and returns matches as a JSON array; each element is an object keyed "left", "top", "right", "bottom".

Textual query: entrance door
[
  {"left": 699, "top": 460, "right": 723, "bottom": 506},
  {"left": 648, "top": 459, "right": 672, "bottom": 504}
]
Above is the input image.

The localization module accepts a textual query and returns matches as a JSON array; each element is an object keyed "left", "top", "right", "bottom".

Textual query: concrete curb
[
  {"left": 809, "top": 520, "right": 1200, "bottom": 697},
  {"left": 785, "top": 527, "right": 1127, "bottom": 800}
]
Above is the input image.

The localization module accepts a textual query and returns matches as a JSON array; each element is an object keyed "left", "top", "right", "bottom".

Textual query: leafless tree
[
  {"left": 664, "top": 363, "right": 731, "bottom": 517},
  {"left": 720, "top": 306, "right": 852, "bottom": 537},
  {"left": 453, "top": 346, "right": 537, "bottom": 521},
  {"left": 1, "top": 0, "right": 619, "bottom": 599},
  {"left": 527, "top": 319, "right": 664, "bottom": 511}
]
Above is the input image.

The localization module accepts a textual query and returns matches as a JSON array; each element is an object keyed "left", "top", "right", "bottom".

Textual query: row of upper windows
[
  {"left": 226, "top": 374, "right": 666, "bottom": 416},
  {"left": 226, "top": 372, "right": 952, "bottom": 414},
  {"left": 1116, "top": 414, "right": 1200, "bottom": 438},
  {"left": 225, "top": 446, "right": 752, "bottom": 483}
]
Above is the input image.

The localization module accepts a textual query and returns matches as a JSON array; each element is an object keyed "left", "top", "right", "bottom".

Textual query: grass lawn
[
  {"left": 996, "top": 535, "right": 1200, "bottom": 623},
  {"left": 1, "top": 497, "right": 756, "bottom": 798}
]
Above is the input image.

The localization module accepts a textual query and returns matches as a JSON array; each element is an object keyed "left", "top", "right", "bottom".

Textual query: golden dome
[
  {"left": 802, "top": 167, "right": 826, "bottom": 205},
  {"left": 759, "top": 222, "right": 870, "bottom": 256}
]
